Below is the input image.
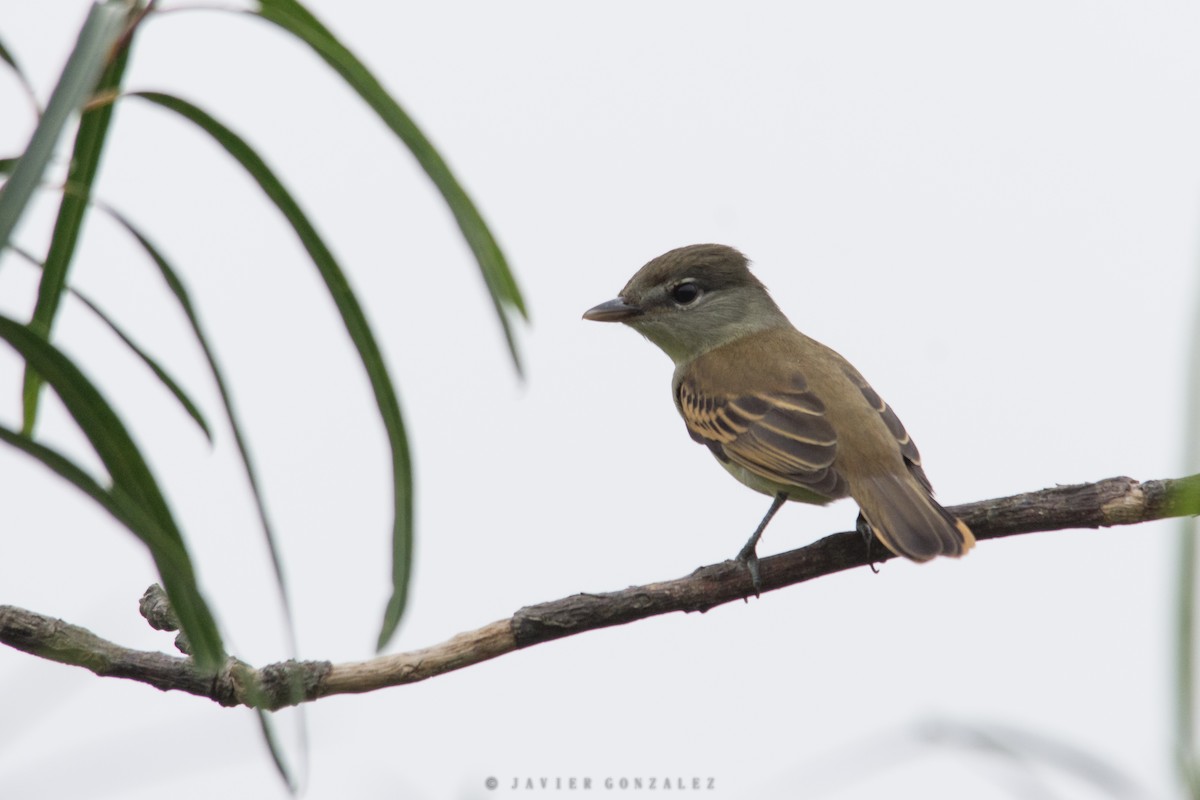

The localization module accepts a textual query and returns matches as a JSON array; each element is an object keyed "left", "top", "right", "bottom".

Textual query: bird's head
[{"left": 583, "top": 244, "right": 787, "bottom": 365}]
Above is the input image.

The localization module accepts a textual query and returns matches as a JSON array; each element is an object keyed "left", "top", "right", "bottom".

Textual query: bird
[{"left": 583, "top": 244, "right": 973, "bottom": 588}]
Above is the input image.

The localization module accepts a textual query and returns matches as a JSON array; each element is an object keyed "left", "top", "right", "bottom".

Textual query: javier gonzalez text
[{"left": 494, "top": 776, "right": 717, "bottom": 791}]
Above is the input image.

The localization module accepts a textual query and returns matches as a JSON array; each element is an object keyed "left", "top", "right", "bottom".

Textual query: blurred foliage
[
  {"left": 1178, "top": 269, "right": 1200, "bottom": 797},
  {"left": 0, "top": 0, "right": 525, "bottom": 779}
]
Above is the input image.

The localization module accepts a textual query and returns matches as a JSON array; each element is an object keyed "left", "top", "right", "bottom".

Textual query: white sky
[{"left": 1, "top": 2, "right": 1198, "bottom": 799}]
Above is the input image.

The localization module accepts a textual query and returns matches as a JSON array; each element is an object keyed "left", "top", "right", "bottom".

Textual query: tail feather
[{"left": 853, "top": 474, "right": 975, "bottom": 562}]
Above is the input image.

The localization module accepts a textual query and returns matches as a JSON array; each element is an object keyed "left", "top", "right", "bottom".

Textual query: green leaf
[
  {"left": 1177, "top": 247, "right": 1200, "bottom": 797},
  {"left": 0, "top": 425, "right": 210, "bottom": 610},
  {"left": 8, "top": 239, "right": 212, "bottom": 443},
  {"left": 131, "top": 90, "right": 415, "bottom": 650},
  {"left": 0, "top": 313, "right": 225, "bottom": 671},
  {"left": 0, "top": 424, "right": 192, "bottom": 582},
  {"left": 72, "top": 289, "right": 214, "bottom": 443},
  {"left": 0, "top": 423, "right": 135, "bottom": 527},
  {"left": 21, "top": 2, "right": 137, "bottom": 435},
  {"left": 254, "top": 708, "right": 299, "bottom": 794},
  {"left": 0, "top": 35, "right": 18, "bottom": 69},
  {"left": 253, "top": 0, "right": 528, "bottom": 376},
  {"left": 0, "top": 2, "right": 127, "bottom": 255},
  {"left": 0, "top": 157, "right": 19, "bottom": 175},
  {"left": 101, "top": 204, "right": 301, "bottom": 658}
]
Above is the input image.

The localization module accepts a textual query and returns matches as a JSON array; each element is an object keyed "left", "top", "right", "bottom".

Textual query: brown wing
[
  {"left": 840, "top": 365, "right": 933, "bottom": 493},
  {"left": 676, "top": 374, "right": 846, "bottom": 499}
]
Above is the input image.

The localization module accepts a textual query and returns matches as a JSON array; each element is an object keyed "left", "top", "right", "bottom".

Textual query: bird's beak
[{"left": 583, "top": 297, "right": 643, "bottom": 322}]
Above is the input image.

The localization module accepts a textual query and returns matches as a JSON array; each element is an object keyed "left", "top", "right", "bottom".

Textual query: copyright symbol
[{"left": 485, "top": 776, "right": 498, "bottom": 790}]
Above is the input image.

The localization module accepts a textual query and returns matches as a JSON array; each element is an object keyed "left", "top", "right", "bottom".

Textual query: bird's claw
[
  {"left": 856, "top": 513, "right": 881, "bottom": 574},
  {"left": 736, "top": 543, "right": 762, "bottom": 597}
]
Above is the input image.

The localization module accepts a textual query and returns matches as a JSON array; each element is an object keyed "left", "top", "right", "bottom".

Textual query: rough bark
[{"left": 3, "top": 473, "right": 1195, "bottom": 710}]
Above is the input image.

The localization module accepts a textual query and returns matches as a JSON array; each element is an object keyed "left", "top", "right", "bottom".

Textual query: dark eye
[{"left": 672, "top": 282, "right": 701, "bottom": 305}]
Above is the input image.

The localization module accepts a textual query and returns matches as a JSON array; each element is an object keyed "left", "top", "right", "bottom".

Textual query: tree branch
[{"left": 4, "top": 473, "right": 1197, "bottom": 709}]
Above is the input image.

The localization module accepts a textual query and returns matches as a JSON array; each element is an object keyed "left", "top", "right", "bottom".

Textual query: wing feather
[
  {"left": 841, "top": 365, "right": 933, "bottom": 493},
  {"left": 678, "top": 377, "right": 843, "bottom": 497}
]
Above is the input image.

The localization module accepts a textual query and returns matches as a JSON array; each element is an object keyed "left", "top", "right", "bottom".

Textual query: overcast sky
[{"left": 2, "top": 2, "right": 1199, "bottom": 799}]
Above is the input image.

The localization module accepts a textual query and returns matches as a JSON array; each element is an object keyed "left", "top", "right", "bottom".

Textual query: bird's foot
[
  {"left": 733, "top": 492, "right": 786, "bottom": 597},
  {"left": 856, "top": 513, "right": 881, "bottom": 574},
  {"left": 735, "top": 541, "right": 762, "bottom": 597}
]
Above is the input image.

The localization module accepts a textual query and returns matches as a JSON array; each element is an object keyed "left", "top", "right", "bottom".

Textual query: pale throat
[{"left": 629, "top": 292, "right": 790, "bottom": 367}]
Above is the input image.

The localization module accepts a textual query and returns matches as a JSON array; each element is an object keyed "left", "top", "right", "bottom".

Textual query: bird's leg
[
  {"left": 856, "top": 512, "right": 881, "bottom": 574},
  {"left": 736, "top": 492, "right": 788, "bottom": 595}
]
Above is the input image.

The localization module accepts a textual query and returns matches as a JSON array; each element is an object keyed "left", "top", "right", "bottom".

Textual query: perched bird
[{"left": 583, "top": 244, "right": 973, "bottom": 585}]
